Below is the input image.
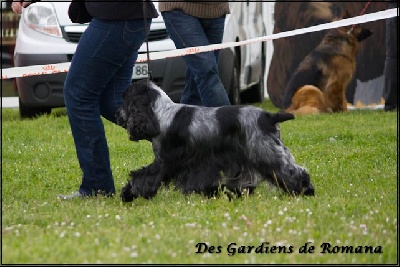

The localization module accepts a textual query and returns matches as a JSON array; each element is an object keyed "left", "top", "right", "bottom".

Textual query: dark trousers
[{"left": 383, "top": 1, "right": 398, "bottom": 110}]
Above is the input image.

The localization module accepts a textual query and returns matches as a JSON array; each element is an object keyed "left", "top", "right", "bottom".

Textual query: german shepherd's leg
[
  {"left": 340, "top": 92, "right": 348, "bottom": 112},
  {"left": 324, "top": 82, "right": 348, "bottom": 112}
]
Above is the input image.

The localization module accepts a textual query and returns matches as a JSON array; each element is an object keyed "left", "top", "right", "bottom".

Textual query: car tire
[
  {"left": 19, "top": 98, "right": 51, "bottom": 119},
  {"left": 229, "top": 53, "right": 241, "bottom": 105}
]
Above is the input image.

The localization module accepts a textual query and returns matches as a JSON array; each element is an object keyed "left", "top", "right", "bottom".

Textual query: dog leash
[
  {"left": 142, "top": 0, "right": 152, "bottom": 87},
  {"left": 349, "top": 1, "right": 371, "bottom": 33}
]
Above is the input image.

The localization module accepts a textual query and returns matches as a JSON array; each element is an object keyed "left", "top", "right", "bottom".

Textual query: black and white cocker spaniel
[{"left": 116, "top": 79, "right": 315, "bottom": 202}]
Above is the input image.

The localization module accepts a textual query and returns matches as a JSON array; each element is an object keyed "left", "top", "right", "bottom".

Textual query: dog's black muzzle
[{"left": 301, "top": 171, "right": 315, "bottom": 196}]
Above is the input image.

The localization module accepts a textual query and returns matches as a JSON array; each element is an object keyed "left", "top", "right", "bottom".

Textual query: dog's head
[
  {"left": 278, "top": 166, "right": 315, "bottom": 197},
  {"left": 298, "top": 169, "right": 315, "bottom": 196},
  {"left": 116, "top": 79, "right": 161, "bottom": 141},
  {"left": 327, "top": 10, "right": 372, "bottom": 46},
  {"left": 321, "top": 10, "right": 372, "bottom": 55},
  {"left": 349, "top": 25, "right": 373, "bottom": 43},
  {"left": 341, "top": 10, "right": 373, "bottom": 42}
]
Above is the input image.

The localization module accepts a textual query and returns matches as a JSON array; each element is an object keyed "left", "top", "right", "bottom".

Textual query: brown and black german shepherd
[{"left": 282, "top": 12, "right": 373, "bottom": 115}]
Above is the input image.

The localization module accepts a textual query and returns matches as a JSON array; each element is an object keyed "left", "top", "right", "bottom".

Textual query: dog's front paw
[{"left": 120, "top": 183, "right": 135, "bottom": 202}]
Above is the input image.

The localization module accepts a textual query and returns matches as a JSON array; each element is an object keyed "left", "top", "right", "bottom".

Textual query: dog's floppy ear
[
  {"left": 126, "top": 108, "right": 160, "bottom": 142},
  {"left": 116, "top": 107, "right": 128, "bottom": 129},
  {"left": 341, "top": 10, "right": 351, "bottom": 19},
  {"left": 116, "top": 80, "right": 161, "bottom": 141}
]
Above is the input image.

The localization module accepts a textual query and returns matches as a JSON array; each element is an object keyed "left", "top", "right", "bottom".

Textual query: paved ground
[{"left": 1, "top": 97, "right": 18, "bottom": 108}]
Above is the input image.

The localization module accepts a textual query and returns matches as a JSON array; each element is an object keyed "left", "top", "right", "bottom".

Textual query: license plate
[{"left": 132, "top": 63, "right": 149, "bottom": 79}]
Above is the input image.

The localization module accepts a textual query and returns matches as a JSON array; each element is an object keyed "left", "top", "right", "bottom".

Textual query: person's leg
[
  {"left": 181, "top": 69, "right": 203, "bottom": 106},
  {"left": 63, "top": 18, "right": 148, "bottom": 197},
  {"left": 98, "top": 54, "right": 136, "bottom": 123},
  {"left": 99, "top": 19, "right": 151, "bottom": 122},
  {"left": 162, "top": 10, "right": 230, "bottom": 107},
  {"left": 199, "top": 16, "right": 224, "bottom": 67},
  {"left": 179, "top": 16, "right": 227, "bottom": 106},
  {"left": 162, "top": 10, "right": 202, "bottom": 105},
  {"left": 383, "top": 8, "right": 398, "bottom": 111}
]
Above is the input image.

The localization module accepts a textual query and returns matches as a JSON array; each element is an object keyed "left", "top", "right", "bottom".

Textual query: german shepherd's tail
[{"left": 285, "top": 85, "right": 332, "bottom": 115}]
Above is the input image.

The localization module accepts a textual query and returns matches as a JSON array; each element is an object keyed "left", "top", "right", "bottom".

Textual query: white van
[{"left": 13, "top": 1, "right": 266, "bottom": 118}]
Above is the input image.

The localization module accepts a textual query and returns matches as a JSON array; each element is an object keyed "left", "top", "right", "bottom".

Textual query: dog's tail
[
  {"left": 270, "top": 112, "right": 295, "bottom": 124},
  {"left": 285, "top": 85, "right": 330, "bottom": 115}
]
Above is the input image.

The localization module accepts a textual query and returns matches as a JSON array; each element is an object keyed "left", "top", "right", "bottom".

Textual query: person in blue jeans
[
  {"left": 12, "top": 1, "right": 159, "bottom": 199},
  {"left": 159, "top": 1, "right": 231, "bottom": 107},
  {"left": 383, "top": 1, "right": 398, "bottom": 112}
]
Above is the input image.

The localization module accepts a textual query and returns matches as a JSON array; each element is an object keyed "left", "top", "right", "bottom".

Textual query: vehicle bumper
[
  {"left": 14, "top": 53, "right": 187, "bottom": 108},
  {"left": 14, "top": 53, "right": 68, "bottom": 108}
]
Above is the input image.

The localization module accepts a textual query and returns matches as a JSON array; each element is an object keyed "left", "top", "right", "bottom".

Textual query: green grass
[{"left": 1, "top": 102, "right": 398, "bottom": 264}]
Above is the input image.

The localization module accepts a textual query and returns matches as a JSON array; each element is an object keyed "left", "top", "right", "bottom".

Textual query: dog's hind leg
[{"left": 120, "top": 160, "right": 166, "bottom": 202}]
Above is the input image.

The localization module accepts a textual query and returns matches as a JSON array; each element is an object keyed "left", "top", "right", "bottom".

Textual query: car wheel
[
  {"left": 229, "top": 54, "right": 241, "bottom": 105},
  {"left": 19, "top": 98, "right": 51, "bottom": 119}
]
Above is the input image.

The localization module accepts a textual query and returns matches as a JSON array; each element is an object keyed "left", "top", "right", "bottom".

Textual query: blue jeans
[
  {"left": 383, "top": 1, "right": 398, "bottom": 111},
  {"left": 64, "top": 18, "right": 151, "bottom": 196},
  {"left": 162, "top": 9, "right": 231, "bottom": 107}
]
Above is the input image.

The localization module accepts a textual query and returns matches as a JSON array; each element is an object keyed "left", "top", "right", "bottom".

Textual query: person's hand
[{"left": 11, "top": 1, "right": 31, "bottom": 14}]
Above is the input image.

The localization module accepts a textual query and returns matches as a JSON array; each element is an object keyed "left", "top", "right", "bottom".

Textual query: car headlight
[{"left": 22, "top": 2, "right": 62, "bottom": 38}]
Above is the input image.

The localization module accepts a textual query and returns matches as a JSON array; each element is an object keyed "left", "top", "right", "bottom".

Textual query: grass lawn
[{"left": 1, "top": 101, "right": 398, "bottom": 264}]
